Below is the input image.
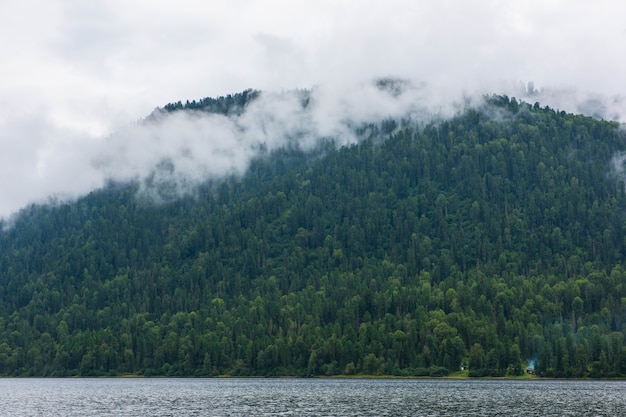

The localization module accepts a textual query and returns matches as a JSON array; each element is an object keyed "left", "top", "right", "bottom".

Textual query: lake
[{"left": 0, "top": 378, "right": 624, "bottom": 416}]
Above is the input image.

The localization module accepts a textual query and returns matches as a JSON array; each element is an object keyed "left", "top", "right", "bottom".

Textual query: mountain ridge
[{"left": 1, "top": 94, "right": 626, "bottom": 377}]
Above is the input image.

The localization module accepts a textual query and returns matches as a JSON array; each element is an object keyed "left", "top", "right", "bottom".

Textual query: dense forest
[{"left": 1, "top": 93, "right": 626, "bottom": 378}]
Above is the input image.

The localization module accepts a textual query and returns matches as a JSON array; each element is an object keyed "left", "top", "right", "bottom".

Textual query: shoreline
[{"left": 2, "top": 373, "right": 625, "bottom": 381}]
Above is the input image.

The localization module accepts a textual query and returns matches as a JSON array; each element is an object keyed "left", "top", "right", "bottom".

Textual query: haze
[{"left": 1, "top": 0, "right": 625, "bottom": 218}]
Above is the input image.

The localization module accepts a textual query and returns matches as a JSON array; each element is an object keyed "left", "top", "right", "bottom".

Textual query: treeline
[
  {"left": 1, "top": 96, "right": 626, "bottom": 377},
  {"left": 159, "top": 89, "right": 260, "bottom": 115}
]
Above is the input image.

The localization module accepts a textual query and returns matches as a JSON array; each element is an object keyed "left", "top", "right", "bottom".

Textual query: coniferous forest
[{"left": 1, "top": 93, "right": 626, "bottom": 378}]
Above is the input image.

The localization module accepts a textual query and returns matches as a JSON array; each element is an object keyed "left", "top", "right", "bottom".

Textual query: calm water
[{"left": 0, "top": 378, "right": 624, "bottom": 416}]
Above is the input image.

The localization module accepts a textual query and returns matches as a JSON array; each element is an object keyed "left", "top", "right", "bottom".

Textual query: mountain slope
[{"left": 1, "top": 95, "right": 626, "bottom": 377}]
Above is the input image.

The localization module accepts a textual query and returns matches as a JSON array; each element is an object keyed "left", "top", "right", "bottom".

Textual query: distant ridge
[{"left": 1, "top": 93, "right": 625, "bottom": 378}]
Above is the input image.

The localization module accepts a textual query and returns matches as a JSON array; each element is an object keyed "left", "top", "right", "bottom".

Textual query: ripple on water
[{"left": 0, "top": 378, "right": 624, "bottom": 417}]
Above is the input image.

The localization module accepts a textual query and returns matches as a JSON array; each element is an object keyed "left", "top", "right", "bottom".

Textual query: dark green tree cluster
[
  {"left": 1, "top": 95, "right": 626, "bottom": 377},
  {"left": 159, "top": 89, "right": 260, "bottom": 116}
]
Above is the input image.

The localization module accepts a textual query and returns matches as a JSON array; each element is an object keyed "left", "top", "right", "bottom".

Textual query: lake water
[{"left": 0, "top": 378, "right": 624, "bottom": 416}]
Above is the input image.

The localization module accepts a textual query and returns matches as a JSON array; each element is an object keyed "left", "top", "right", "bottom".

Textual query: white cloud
[{"left": 1, "top": 0, "right": 626, "bottom": 217}]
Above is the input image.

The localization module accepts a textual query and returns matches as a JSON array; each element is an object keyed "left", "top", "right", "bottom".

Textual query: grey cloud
[
  {"left": 2, "top": 76, "right": 626, "bottom": 219},
  {"left": 0, "top": 114, "right": 106, "bottom": 217},
  {"left": 501, "top": 82, "right": 626, "bottom": 122},
  {"left": 87, "top": 80, "right": 456, "bottom": 205},
  {"left": 2, "top": 1, "right": 626, "bottom": 218}
]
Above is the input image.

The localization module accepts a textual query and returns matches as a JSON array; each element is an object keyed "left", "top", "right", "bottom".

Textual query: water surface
[{"left": 0, "top": 378, "right": 624, "bottom": 416}]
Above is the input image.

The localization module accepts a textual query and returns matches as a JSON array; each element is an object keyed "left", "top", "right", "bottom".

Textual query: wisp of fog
[{"left": 1, "top": 78, "right": 625, "bottom": 220}]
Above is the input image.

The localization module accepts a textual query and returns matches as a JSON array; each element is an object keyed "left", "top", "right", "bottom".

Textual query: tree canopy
[{"left": 1, "top": 95, "right": 625, "bottom": 377}]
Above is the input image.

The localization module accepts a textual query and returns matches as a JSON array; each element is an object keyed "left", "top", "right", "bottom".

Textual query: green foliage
[
  {"left": 160, "top": 89, "right": 260, "bottom": 115},
  {"left": 1, "top": 96, "right": 626, "bottom": 377}
]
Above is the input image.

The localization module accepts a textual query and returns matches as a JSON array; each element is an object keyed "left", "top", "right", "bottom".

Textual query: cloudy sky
[{"left": 1, "top": 0, "right": 626, "bottom": 218}]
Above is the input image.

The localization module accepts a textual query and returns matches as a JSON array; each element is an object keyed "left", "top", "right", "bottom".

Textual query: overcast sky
[{"left": 1, "top": 0, "right": 626, "bottom": 219}]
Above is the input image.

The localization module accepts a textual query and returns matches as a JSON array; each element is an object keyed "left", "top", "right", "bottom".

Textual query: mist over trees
[{"left": 1, "top": 94, "right": 626, "bottom": 378}]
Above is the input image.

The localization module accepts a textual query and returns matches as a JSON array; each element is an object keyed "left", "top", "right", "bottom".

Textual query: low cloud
[
  {"left": 2, "top": 1, "right": 626, "bottom": 219},
  {"left": 1, "top": 78, "right": 625, "bottom": 220},
  {"left": 502, "top": 82, "right": 626, "bottom": 122},
  {"left": 91, "top": 80, "right": 451, "bottom": 203}
]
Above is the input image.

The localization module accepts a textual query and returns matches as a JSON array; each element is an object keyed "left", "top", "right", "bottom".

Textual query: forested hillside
[{"left": 1, "top": 94, "right": 626, "bottom": 378}]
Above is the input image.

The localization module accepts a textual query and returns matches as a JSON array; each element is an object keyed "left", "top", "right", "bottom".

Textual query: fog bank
[{"left": 1, "top": 79, "right": 625, "bottom": 220}]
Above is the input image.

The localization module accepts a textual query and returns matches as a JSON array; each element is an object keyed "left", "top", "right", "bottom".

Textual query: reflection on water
[{"left": 0, "top": 378, "right": 624, "bottom": 416}]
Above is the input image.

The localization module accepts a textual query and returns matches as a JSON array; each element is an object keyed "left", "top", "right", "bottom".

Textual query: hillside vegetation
[{"left": 1, "top": 95, "right": 626, "bottom": 377}]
